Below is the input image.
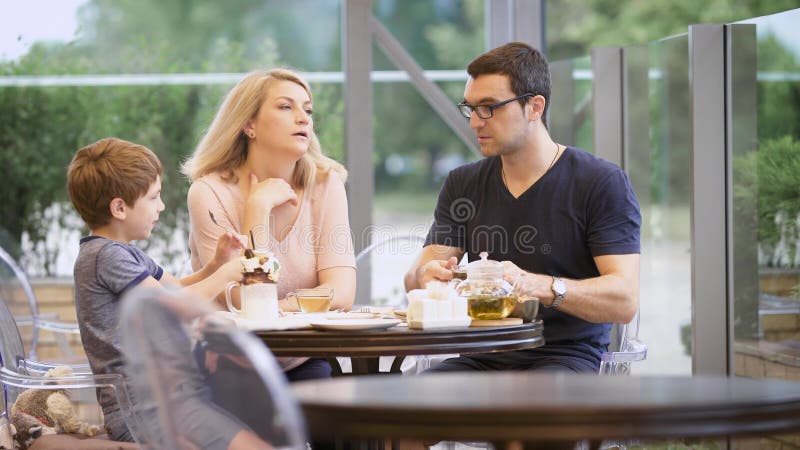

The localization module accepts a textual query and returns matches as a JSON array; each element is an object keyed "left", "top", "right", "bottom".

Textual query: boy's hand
[
  {"left": 218, "top": 258, "right": 244, "bottom": 283},
  {"left": 211, "top": 231, "right": 247, "bottom": 268}
]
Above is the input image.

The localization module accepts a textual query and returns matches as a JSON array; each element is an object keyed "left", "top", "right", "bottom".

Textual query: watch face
[{"left": 553, "top": 278, "right": 566, "bottom": 296}]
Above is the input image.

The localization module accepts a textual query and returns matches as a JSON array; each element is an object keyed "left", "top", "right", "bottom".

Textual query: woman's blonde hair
[{"left": 181, "top": 68, "right": 347, "bottom": 187}]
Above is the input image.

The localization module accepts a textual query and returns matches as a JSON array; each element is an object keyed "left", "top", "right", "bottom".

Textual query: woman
[{"left": 182, "top": 68, "right": 356, "bottom": 381}]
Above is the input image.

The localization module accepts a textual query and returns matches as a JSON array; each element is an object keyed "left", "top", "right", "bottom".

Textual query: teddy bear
[{"left": 6, "top": 366, "right": 103, "bottom": 450}]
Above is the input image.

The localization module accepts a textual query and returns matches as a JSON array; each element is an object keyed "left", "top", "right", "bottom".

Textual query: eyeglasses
[{"left": 457, "top": 93, "right": 534, "bottom": 119}]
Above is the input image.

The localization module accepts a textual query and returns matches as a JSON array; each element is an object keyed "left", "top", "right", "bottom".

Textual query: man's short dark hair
[{"left": 467, "top": 42, "right": 551, "bottom": 127}]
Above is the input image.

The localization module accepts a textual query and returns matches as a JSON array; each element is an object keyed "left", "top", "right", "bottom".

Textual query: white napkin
[{"left": 213, "top": 311, "right": 312, "bottom": 331}]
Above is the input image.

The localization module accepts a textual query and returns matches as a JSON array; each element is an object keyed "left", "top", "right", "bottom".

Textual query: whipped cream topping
[{"left": 239, "top": 251, "right": 280, "bottom": 282}]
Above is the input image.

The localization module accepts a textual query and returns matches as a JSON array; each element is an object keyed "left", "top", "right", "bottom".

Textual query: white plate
[
  {"left": 309, "top": 318, "right": 401, "bottom": 331},
  {"left": 324, "top": 312, "right": 381, "bottom": 320}
]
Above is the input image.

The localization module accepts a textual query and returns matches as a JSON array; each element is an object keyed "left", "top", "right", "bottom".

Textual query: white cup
[{"left": 225, "top": 281, "right": 279, "bottom": 321}]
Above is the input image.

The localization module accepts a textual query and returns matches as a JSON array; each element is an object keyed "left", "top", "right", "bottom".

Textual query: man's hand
[
  {"left": 416, "top": 257, "right": 458, "bottom": 288},
  {"left": 501, "top": 260, "right": 550, "bottom": 302},
  {"left": 500, "top": 260, "right": 526, "bottom": 284},
  {"left": 404, "top": 244, "right": 464, "bottom": 291}
]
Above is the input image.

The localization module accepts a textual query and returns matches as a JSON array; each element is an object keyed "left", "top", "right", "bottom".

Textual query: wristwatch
[{"left": 549, "top": 276, "right": 566, "bottom": 309}]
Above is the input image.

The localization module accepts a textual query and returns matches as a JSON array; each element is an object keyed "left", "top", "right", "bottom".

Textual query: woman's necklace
[{"left": 501, "top": 142, "right": 561, "bottom": 190}]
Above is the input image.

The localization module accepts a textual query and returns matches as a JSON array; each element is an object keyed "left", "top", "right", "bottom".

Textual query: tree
[
  {"left": 546, "top": 0, "right": 799, "bottom": 61},
  {"left": 1, "top": 0, "right": 797, "bottom": 274}
]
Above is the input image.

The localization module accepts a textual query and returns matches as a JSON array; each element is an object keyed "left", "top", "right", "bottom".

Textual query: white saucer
[
  {"left": 324, "top": 312, "right": 381, "bottom": 320},
  {"left": 308, "top": 318, "right": 401, "bottom": 331}
]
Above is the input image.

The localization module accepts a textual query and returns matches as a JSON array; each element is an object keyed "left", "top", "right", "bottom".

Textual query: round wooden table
[
  {"left": 291, "top": 372, "right": 800, "bottom": 446},
  {"left": 254, "top": 321, "right": 544, "bottom": 375}
]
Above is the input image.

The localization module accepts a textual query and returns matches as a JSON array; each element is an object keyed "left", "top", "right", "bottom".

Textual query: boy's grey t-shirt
[{"left": 74, "top": 236, "right": 163, "bottom": 426}]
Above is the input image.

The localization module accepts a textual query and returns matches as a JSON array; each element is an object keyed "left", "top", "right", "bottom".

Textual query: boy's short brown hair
[{"left": 67, "top": 138, "right": 163, "bottom": 229}]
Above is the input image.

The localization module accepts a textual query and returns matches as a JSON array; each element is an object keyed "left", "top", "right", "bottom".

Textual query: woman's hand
[{"left": 247, "top": 173, "right": 299, "bottom": 210}]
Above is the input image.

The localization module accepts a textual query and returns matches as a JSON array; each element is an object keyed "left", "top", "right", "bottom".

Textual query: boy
[{"left": 67, "top": 138, "right": 250, "bottom": 445}]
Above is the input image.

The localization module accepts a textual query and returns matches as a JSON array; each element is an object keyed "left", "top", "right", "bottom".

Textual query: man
[{"left": 404, "top": 42, "right": 641, "bottom": 373}]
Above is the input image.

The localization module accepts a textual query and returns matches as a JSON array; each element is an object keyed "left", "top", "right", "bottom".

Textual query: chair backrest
[
  {"left": 599, "top": 307, "right": 647, "bottom": 375},
  {"left": 0, "top": 246, "right": 40, "bottom": 360},
  {"left": 0, "top": 246, "right": 82, "bottom": 364},
  {"left": 355, "top": 234, "right": 427, "bottom": 264},
  {"left": 0, "top": 297, "right": 27, "bottom": 418},
  {"left": 355, "top": 234, "right": 426, "bottom": 307},
  {"left": 0, "top": 291, "right": 29, "bottom": 375},
  {"left": 119, "top": 288, "right": 308, "bottom": 450}
]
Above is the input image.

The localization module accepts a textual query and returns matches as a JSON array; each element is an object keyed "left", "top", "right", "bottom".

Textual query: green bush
[
  {"left": 755, "top": 136, "right": 800, "bottom": 267},
  {"left": 733, "top": 135, "right": 800, "bottom": 269},
  {"left": 0, "top": 36, "right": 281, "bottom": 275}
]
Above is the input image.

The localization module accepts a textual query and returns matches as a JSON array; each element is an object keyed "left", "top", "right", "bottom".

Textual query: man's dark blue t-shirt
[{"left": 425, "top": 147, "right": 641, "bottom": 367}]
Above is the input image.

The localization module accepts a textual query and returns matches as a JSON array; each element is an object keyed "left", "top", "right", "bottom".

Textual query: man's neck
[{"left": 500, "top": 135, "right": 559, "bottom": 185}]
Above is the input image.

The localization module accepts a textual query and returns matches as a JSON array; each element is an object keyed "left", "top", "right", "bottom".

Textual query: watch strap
[{"left": 550, "top": 276, "right": 566, "bottom": 310}]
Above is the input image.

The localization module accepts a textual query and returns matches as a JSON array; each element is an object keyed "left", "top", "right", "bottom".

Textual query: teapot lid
[{"left": 466, "top": 252, "right": 503, "bottom": 279}]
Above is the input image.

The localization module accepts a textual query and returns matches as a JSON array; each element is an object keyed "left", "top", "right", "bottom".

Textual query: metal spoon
[
  {"left": 208, "top": 210, "right": 228, "bottom": 231},
  {"left": 208, "top": 210, "right": 254, "bottom": 258},
  {"left": 210, "top": 210, "right": 255, "bottom": 255}
]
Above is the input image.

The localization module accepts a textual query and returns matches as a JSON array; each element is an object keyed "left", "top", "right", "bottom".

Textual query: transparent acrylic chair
[
  {"left": 355, "top": 234, "right": 428, "bottom": 308},
  {"left": 118, "top": 287, "right": 308, "bottom": 450},
  {"left": 0, "top": 245, "right": 83, "bottom": 364},
  {"left": 599, "top": 307, "right": 647, "bottom": 375},
  {"left": 0, "top": 294, "right": 139, "bottom": 449}
]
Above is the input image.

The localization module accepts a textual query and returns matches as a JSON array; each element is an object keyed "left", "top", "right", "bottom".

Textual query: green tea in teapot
[
  {"left": 456, "top": 252, "right": 519, "bottom": 320},
  {"left": 467, "top": 294, "right": 517, "bottom": 320}
]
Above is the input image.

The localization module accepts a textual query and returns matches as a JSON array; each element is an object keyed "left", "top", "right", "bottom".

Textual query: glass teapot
[{"left": 454, "top": 252, "right": 518, "bottom": 320}]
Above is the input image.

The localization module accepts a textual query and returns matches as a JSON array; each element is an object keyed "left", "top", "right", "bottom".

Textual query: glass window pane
[
  {"left": 0, "top": 1, "right": 344, "bottom": 278},
  {"left": 731, "top": 9, "right": 800, "bottom": 381},
  {"left": 629, "top": 34, "right": 692, "bottom": 375},
  {"left": 550, "top": 55, "right": 593, "bottom": 151},
  {"left": 369, "top": 1, "right": 484, "bottom": 306}
]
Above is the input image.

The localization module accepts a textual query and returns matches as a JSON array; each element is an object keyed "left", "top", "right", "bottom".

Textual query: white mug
[{"left": 225, "top": 281, "right": 279, "bottom": 321}]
